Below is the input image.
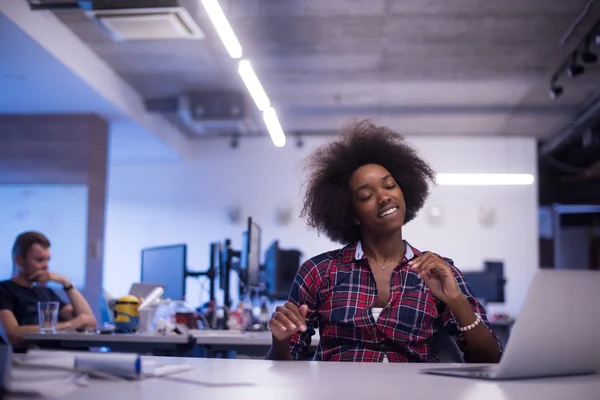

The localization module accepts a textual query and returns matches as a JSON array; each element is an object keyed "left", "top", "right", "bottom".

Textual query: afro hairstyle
[{"left": 301, "top": 120, "right": 436, "bottom": 244}]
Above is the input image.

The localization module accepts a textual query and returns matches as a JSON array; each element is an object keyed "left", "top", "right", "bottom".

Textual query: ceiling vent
[
  {"left": 86, "top": 6, "right": 204, "bottom": 41},
  {"left": 177, "top": 93, "right": 260, "bottom": 136},
  {"left": 145, "top": 91, "right": 261, "bottom": 136}
]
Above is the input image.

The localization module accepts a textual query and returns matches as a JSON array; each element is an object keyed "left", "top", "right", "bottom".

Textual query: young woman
[{"left": 267, "top": 120, "right": 501, "bottom": 363}]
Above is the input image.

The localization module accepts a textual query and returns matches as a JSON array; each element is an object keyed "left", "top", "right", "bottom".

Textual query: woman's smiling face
[{"left": 349, "top": 164, "right": 406, "bottom": 237}]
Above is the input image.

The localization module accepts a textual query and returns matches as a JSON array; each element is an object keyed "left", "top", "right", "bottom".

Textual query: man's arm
[
  {"left": 57, "top": 282, "right": 96, "bottom": 329},
  {"left": 29, "top": 270, "right": 97, "bottom": 329},
  {"left": 0, "top": 309, "right": 79, "bottom": 344}
]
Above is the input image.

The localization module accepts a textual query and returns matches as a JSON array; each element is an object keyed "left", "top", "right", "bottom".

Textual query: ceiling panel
[
  {"left": 236, "top": 16, "right": 385, "bottom": 56},
  {"left": 225, "top": 0, "right": 388, "bottom": 18},
  {"left": 386, "top": 0, "right": 590, "bottom": 16},
  {"left": 51, "top": 0, "right": 600, "bottom": 140}
]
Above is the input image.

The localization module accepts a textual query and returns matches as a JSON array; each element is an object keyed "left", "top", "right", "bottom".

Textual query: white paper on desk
[
  {"left": 23, "top": 350, "right": 192, "bottom": 380},
  {"left": 7, "top": 367, "right": 86, "bottom": 398},
  {"left": 7, "top": 376, "right": 84, "bottom": 398},
  {"left": 19, "top": 352, "right": 76, "bottom": 371},
  {"left": 142, "top": 359, "right": 194, "bottom": 377},
  {"left": 25, "top": 349, "right": 76, "bottom": 359},
  {"left": 23, "top": 349, "right": 142, "bottom": 379},
  {"left": 10, "top": 365, "right": 75, "bottom": 381}
]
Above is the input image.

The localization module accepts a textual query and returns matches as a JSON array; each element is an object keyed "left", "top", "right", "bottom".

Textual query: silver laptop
[
  {"left": 424, "top": 270, "right": 600, "bottom": 380},
  {"left": 129, "top": 283, "right": 165, "bottom": 299}
]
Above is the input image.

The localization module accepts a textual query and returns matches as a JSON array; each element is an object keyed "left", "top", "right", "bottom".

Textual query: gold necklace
[{"left": 364, "top": 255, "right": 404, "bottom": 270}]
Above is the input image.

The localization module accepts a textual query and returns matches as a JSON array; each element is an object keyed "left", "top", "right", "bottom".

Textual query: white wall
[
  {"left": 104, "top": 136, "right": 538, "bottom": 316},
  {"left": 0, "top": 185, "right": 88, "bottom": 288}
]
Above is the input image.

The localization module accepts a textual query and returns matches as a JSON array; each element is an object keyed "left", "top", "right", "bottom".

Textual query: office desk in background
[
  {"left": 192, "top": 324, "right": 515, "bottom": 359},
  {"left": 23, "top": 325, "right": 509, "bottom": 360},
  {"left": 23, "top": 332, "right": 195, "bottom": 356},
  {"left": 489, "top": 320, "right": 515, "bottom": 348},
  {"left": 22, "top": 330, "right": 314, "bottom": 359},
  {"left": 7, "top": 356, "right": 599, "bottom": 400},
  {"left": 192, "top": 330, "right": 320, "bottom": 358}
]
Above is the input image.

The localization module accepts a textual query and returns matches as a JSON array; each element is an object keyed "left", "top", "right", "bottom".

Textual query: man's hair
[
  {"left": 301, "top": 120, "right": 436, "bottom": 244},
  {"left": 12, "top": 231, "right": 51, "bottom": 260}
]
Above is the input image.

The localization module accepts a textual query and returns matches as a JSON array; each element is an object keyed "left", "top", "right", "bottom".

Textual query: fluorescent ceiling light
[
  {"left": 202, "top": 0, "right": 284, "bottom": 147},
  {"left": 200, "top": 0, "right": 242, "bottom": 58},
  {"left": 436, "top": 173, "right": 535, "bottom": 186},
  {"left": 263, "top": 107, "right": 286, "bottom": 147},
  {"left": 238, "top": 60, "right": 270, "bottom": 111}
]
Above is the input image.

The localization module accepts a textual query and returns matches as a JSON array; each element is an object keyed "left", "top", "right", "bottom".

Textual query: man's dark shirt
[{"left": 0, "top": 280, "right": 68, "bottom": 325}]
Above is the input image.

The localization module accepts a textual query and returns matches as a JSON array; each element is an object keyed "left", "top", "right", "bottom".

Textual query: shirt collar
[{"left": 354, "top": 240, "right": 415, "bottom": 261}]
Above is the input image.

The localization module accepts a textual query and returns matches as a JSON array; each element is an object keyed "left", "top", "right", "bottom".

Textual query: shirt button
[{"left": 392, "top": 285, "right": 397, "bottom": 290}]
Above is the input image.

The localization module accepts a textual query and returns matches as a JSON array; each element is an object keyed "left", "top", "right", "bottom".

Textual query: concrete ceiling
[
  {"left": 0, "top": 11, "right": 180, "bottom": 164},
  {"left": 42, "top": 0, "right": 600, "bottom": 139},
  {"left": 0, "top": 12, "right": 117, "bottom": 116}
]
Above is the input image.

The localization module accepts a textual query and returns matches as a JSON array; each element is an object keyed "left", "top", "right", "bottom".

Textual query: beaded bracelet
[{"left": 457, "top": 313, "right": 482, "bottom": 332}]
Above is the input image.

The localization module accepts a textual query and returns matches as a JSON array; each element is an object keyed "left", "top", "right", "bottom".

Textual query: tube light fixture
[
  {"left": 238, "top": 60, "right": 270, "bottom": 111},
  {"left": 201, "top": 0, "right": 286, "bottom": 147},
  {"left": 200, "top": 0, "right": 242, "bottom": 58},
  {"left": 436, "top": 173, "right": 535, "bottom": 186},
  {"left": 263, "top": 107, "right": 286, "bottom": 148}
]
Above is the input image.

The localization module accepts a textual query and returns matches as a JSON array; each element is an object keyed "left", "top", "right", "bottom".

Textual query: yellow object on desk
[{"left": 114, "top": 295, "right": 140, "bottom": 332}]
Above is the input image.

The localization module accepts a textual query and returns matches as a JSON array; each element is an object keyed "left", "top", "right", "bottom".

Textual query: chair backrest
[
  {"left": 0, "top": 344, "right": 12, "bottom": 393},
  {"left": 99, "top": 291, "right": 115, "bottom": 326}
]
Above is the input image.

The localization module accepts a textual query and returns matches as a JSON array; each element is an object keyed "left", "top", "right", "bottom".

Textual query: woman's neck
[{"left": 361, "top": 230, "right": 406, "bottom": 263}]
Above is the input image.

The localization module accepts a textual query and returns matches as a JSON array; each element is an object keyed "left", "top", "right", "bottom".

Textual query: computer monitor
[
  {"left": 264, "top": 240, "right": 302, "bottom": 300},
  {"left": 463, "top": 266, "right": 505, "bottom": 304},
  {"left": 240, "top": 217, "right": 261, "bottom": 287},
  {"left": 140, "top": 244, "right": 187, "bottom": 301},
  {"left": 219, "top": 240, "right": 231, "bottom": 291},
  {"left": 484, "top": 260, "right": 506, "bottom": 303},
  {"left": 244, "top": 217, "right": 261, "bottom": 287},
  {"left": 210, "top": 242, "right": 221, "bottom": 275}
]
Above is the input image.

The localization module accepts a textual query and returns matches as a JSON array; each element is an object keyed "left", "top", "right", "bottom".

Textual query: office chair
[
  {"left": 0, "top": 344, "right": 11, "bottom": 397},
  {"left": 430, "top": 323, "right": 464, "bottom": 363},
  {"left": 299, "top": 333, "right": 464, "bottom": 363}
]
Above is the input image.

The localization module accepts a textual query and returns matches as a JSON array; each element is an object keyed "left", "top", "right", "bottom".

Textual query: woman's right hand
[{"left": 269, "top": 303, "right": 309, "bottom": 342}]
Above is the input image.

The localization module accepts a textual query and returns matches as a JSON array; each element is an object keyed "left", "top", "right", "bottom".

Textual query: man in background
[{"left": 0, "top": 231, "right": 96, "bottom": 344}]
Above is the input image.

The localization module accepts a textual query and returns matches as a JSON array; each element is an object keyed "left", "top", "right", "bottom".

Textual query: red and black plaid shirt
[{"left": 288, "top": 241, "right": 501, "bottom": 362}]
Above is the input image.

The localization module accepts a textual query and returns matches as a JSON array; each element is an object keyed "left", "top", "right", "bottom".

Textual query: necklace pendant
[{"left": 382, "top": 266, "right": 386, "bottom": 270}]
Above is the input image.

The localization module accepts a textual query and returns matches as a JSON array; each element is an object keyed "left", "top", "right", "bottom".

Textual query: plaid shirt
[{"left": 288, "top": 241, "right": 501, "bottom": 362}]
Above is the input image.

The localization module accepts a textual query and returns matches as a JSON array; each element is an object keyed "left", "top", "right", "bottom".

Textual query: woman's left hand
[{"left": 408, "top": 252, "right": 464, "bottom": 304}]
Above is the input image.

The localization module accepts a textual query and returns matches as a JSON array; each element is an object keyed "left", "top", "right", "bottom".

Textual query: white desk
[
  {"left": 12, "top": 356, "right": 599, "bottom": 400},
  {"left": 22, "top": 332, "right": 193, "bottom": 355}
]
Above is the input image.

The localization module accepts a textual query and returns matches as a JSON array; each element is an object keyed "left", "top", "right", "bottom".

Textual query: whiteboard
[{"left": 0, "top": 185, "right": 88, "bottom": 288}]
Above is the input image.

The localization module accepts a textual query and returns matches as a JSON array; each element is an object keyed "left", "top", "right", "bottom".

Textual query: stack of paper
[
  {"left": 8, "top": 352, "right": 87, "bottom": 398},
  {"left": 5, "top": 350, "right": 195, "bottom": 397}
]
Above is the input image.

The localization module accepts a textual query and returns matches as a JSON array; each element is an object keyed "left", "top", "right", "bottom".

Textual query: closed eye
[
  {"left": 359, "top": 193, "right": 373, "bottom": 201},
  {"left": 385, "top": 184, "right": 396, "bottom": 190}
]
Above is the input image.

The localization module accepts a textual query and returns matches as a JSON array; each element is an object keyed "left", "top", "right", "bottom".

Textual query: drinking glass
[{"left": 38, "top": 301, "right": 59, "bottom": 334}]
